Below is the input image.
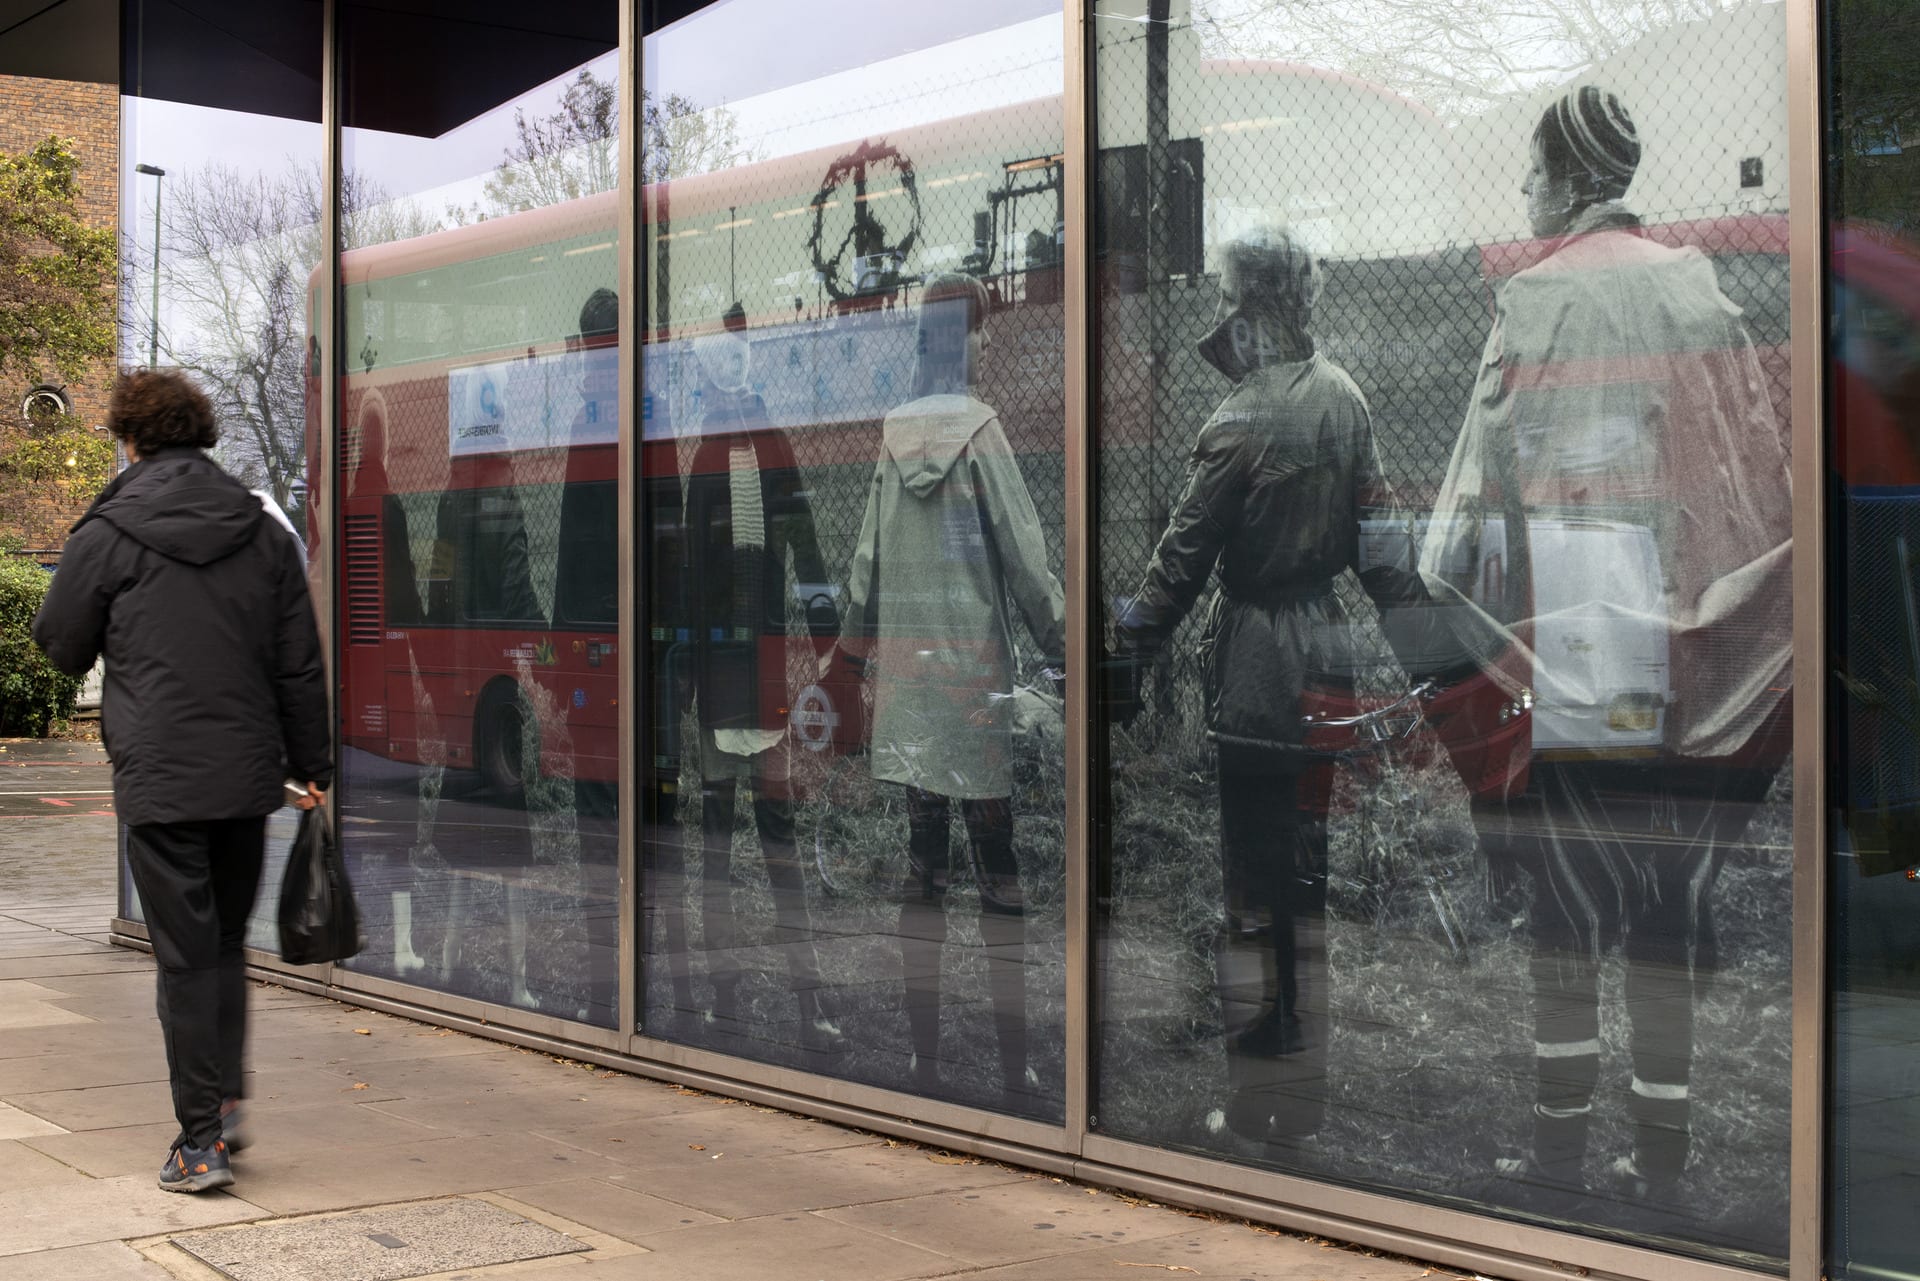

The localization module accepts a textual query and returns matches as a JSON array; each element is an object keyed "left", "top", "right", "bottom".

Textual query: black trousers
[
  {"left": 1489, "top": 761, "right": 1768, "bottom": 1182},
  {"left": 1216, "top": 749, "right": 1328, "bottom": 1141},
  {"left": 899, "top": 789, "right": 1029, "bottom": 1100},
  {"left": 126, "top": 817, "right": 267, "bottom": 1151}
]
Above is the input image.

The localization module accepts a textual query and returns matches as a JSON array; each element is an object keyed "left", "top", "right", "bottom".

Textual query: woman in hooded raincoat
[
  {"left": 1113, "top": 225, "right": 1425, "bottom": 1145},
  {"left": 841, "top": 271, "right": 1065, "bottom": 1108}
]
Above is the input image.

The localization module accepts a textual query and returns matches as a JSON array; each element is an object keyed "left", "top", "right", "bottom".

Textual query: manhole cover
[{"left": 172, "top": 1198, "right": 587, "bottom": 1281}]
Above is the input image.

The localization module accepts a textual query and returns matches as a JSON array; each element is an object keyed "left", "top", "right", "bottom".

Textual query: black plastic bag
[{"left": 277, "top": 807, "right": 362, "bottom": 965}]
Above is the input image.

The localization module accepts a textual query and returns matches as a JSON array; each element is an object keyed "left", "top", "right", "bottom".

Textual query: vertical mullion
[
  {"left": 318, "top": 0, "right": 341, "bottom": 993},
  {"left": 1785, "top": 0, "right": 1826, "bottom": 1274},
  {"left": 616, "top": 0, "right": 641, "bottom": 1042},
  {"left": 1062, "top": 0, "right": 1093, "bottom": 1154}
]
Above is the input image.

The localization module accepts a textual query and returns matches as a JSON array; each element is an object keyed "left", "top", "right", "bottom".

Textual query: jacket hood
[
  {"left": 884, "top": 395, "right": 994, "bottom": 497},
  {"left": 80, "top": 448, "right": 264, "bottom": 567}
]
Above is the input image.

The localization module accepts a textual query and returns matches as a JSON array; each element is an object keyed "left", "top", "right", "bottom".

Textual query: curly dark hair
[{"left": 108, "top": 368, "right": 218, "bottom": 457}]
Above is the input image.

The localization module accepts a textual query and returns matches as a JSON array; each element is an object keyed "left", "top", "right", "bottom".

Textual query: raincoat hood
[
  {"left": 883, "top": 394, "right": 995, "bottom": 496},
  {"left": 78, "top": 447, "right": 264, "bottom": 567}
]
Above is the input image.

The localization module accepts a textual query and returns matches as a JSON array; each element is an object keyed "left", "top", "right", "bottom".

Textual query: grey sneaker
[
  {"left": 220, "top": 1100, "right": 249, "bottom": 1154},
  {"left": 159, "top": 1139, "right": 233, "bottom": 1193}
]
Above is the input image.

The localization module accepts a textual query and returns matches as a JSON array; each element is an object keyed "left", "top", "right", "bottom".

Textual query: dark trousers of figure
[
  {"left": 124, "top": 817, "right": 267, "bottom": 1151},
  {"left": 1216, "top": 749, "right": 1328, "bottom": 1141},
  {"left": 655, "top": 760, "right": 831, "bottom": 1043},
  {"left": 1489, "top": 761, "right": 1767, "bottom": 1185},
  {"left": 899, "top": 788, "right": 1028, "bottom": 1101}
]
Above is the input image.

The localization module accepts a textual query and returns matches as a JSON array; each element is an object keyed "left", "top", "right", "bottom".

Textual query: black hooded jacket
[{"left": 31, "top": 447, "right": 331, "bottom": 825}]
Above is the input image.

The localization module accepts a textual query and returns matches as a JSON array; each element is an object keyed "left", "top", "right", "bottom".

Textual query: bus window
[{"left": 555, "top": 479, "right": 617, "bottom": 628}]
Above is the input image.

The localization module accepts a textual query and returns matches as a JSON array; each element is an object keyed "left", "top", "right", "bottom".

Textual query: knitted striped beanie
[{"left": 1536, "top": 86, "right": 1641, "bottom": 200}]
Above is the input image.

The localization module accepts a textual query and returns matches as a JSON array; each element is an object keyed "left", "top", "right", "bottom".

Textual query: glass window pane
[
  {"left": 640, "top": 0, "right": 1068, "bottom": 1122},
  {"left": 1092, "top": 1, "right": 1793, "bottom": 1262},
  {"left": 1825, "top": 3, "right": 1920, "bottom": 1277},
  {"left": 117, "top": 0, "right": 325, "bottom": 946},
  {"left": 335, "top": 4, "right": 621, "bottom": 1026}
]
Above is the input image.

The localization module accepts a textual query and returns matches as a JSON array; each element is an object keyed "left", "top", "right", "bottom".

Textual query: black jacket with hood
[{"left": 32, "top": 447, "right": 331, "bottom": 825}]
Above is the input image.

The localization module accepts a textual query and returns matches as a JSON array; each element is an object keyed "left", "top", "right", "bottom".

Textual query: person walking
[{"left": 32, "top": 369, "right": 330, "bottom": 1193}]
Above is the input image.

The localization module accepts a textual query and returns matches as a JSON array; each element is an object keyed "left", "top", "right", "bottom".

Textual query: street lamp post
[{"left": 134, "top": 164, "right": 165, "bottom": 369}]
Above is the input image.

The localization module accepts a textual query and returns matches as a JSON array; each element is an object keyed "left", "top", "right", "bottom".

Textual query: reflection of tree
[
  {"left": 465, "top": 71, "right": 754, "bottom": 223},
  {"left": 135, "top": 164, "right": 437, "bottom": 512},
  {"left": 644, "top": 87, "right": 755, "bottom": 184},
  {"left": 482, "top": 69, "right": 618, "bottom": 214},
  {"left": 1195, "top": 0, "right": 1740, "bottom": 121}
]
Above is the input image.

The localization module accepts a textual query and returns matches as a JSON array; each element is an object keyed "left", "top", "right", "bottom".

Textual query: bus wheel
[{"left": 476, "top": 684, "right": 529, "bottom": 797}]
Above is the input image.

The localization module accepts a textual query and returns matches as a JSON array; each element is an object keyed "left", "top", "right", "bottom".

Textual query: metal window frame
[
  {"left": 108, "top": 1, "right": 1835, "bottom": 1276},
  {"left": 1784, "top": 0, "right": 1828, "bottom": 1278}
]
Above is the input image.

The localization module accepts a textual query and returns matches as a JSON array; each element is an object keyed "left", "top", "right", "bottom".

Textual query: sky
[{"left": 120, "top": 4, "right": 1064, "bottom": 259}]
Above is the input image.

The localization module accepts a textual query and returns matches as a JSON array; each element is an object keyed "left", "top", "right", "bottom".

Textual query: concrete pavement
[{"left": 0, "top": 737, "right": 1462, "bottom": 1281}]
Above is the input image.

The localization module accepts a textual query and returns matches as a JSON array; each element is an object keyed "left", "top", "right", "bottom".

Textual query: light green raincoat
[{"left": 843, "top": 394, "right": 1065, "bottom": 799}]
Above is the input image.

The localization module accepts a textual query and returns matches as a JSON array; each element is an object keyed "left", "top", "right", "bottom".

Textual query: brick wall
[
  {"left": 0, "top": 74, "right": 119, "bottom": 428},
  {"left": 0, "top": 76, "right": 118, "bottom": 553}
]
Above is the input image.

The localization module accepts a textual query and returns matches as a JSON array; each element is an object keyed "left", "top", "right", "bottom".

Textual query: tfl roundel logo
[{"left": 789, "top": 683, "right": 839, "bottom": 753}]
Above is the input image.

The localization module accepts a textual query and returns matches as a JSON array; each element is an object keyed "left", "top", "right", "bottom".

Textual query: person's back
[
  {"left": 31, "top": 369, "right": 329, "bottom": 1195},
  {"left": 44, "top": 449, "right": 319, "bottom": 822}
]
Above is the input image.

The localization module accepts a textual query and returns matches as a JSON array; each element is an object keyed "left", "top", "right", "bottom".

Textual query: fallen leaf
[
  {"left": 1112, "top": 1266, "right": 1199, "bottom": 1275},
  {"left": 353, "top": 1028, "right": 372, "bottom": 1036},
  {"left": 351, "top": 1082, "right": 369, "bottom": 1090},
  {"left": 689, "top": 1144, "right": 706, "bottom": 1151},
  {"left": 608, "top": 1137, "right": 624, "bottom": 1143},
  {"left": 927, "top": 1152, "right": 976, "bottom": 1166}
]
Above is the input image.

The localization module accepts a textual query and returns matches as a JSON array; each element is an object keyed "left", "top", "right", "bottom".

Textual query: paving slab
[
  {"left": 172, "top": 1197, "right": 588, "bottom": 1281},
  {"left": 230, "top": 1131, "right": 630, "bottom": 1217},
  {"left": 20, "top": 1123, "right": 184, "bottom": 1180},
  {"left": 817, "top": 1175, "right": 1202, "bottom": 1268},
  {"left": 0, "top": 1240, "right": 177, "bottom": 1280},
  {"left": 0, "top": 1105, "right": 63, "bottom": 1141},
  {"left": 627, "top": 1209, "right": 958, "bottom": 1281},
  {"left": 0, "top": 954, "right": 152, "bottom": 982},
  {"left": 0, "top": 981, "right": 93, "bottom": 1031},
  {"left": 602, "top": 1138, "right": 1029, "bottom": 1221},
  {"left": 541, "top": 1097, "right": 881, "bottom": 1166},
  {"left": 0, "top": 1051, "right": 168, "bottom": 1095},
  {"left": 0, "top": 1174, "right": 261, "bottom": 1257},
  {"left": 0, "top": 1140, "right": 88, "bottom": 1192},
  {"left": 496, "top": 1177, "right": 723, "bottom": 1240},
  {"left": 358, "top": 1082, "right": 693, "bottom": 1138},
  {"left": 961, "top": 1223, "right": 1442, "bottom": 1281}
]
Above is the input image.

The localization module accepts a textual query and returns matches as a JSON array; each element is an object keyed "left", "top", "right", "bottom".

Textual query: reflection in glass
[
  {"left": 333, "top": 9, "right": 621, "bottom": 1025},
  {"left": 640, "top": 0, "right": 1068, "bottom": 1121},
  {"left": 1826, "top": 3, "right": 1920, "bottom": 1277},
  {"left": 1093, "top": 0, "right": 1792, "bottom": 1263}
]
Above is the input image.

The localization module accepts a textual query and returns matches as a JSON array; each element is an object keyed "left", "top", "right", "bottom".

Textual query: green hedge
[{"left": 0, "top": 556, "right": 80, "bottom": 736}]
